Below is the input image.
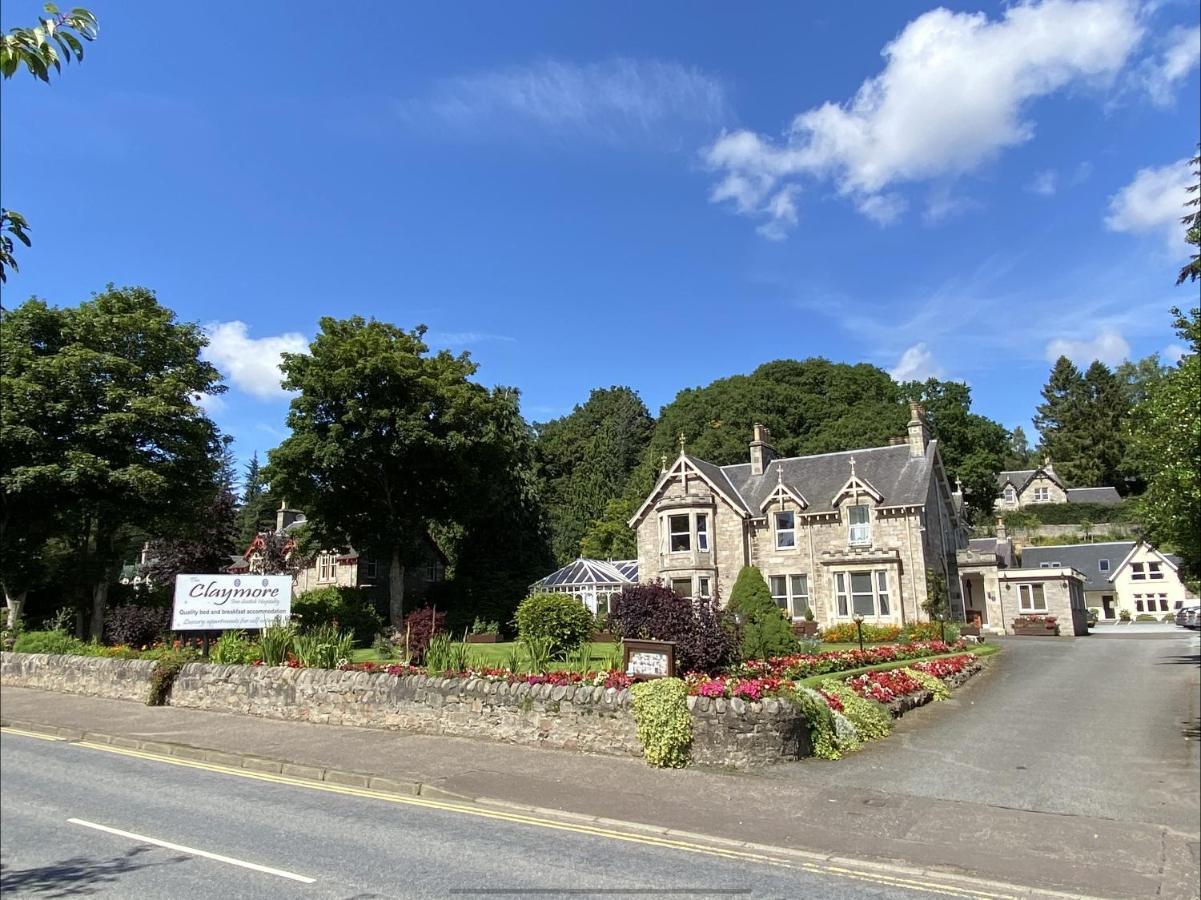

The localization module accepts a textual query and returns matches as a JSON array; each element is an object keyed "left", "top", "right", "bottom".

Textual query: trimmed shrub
[
  {"left": 104, "top": 605, "right": 172, "bottom": 648},
  {"left": 608, "top": 584, "right": 738, "bottom": 675},
  {"left": 13, "top": 629, "right": 86, "bottom": 656},
  {"left": 400, "top": 605, "right": 447, "bottom": 660},
  {"left": 292, "top": 586, "right": 383, "bottom": 647},
  {"left": 515, "top": 593, "right": 594, "bottom": 659},
  {"left": 211, "top": 631, "right": 258, "bottom": 665},
  {"left": 1135, "top": 613, "right": 1158, "bottom": 622},
  {"left": 631, "top": 677, "right": 692, "bottom": 768},
  {"left": 821, "top": 622, "right": 902, "bottom": 643},
  {"left": 726, "top": 566, "right": 797, "bottom": 661}
]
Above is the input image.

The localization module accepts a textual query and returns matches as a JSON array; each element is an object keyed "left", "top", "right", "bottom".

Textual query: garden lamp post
[
  {"left": 853, "top": 613, "right": 865, "bottom": 652},
  {"left": 937, "top": 613, "right": 946, "bottom": 643}
]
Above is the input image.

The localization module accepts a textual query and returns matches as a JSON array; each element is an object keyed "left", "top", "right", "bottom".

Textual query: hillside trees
[
  {"left": 535, "top": 387, "right": 652, "bottom": 563},
  {"left": 0, "top": 288, "right": 224, "bottom": 635},
  {"left": 1034, "top": 357, "right": 1133, "bottom": 491}
]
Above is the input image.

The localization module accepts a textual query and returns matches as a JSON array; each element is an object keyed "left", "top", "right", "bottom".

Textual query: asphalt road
[
  {"left": 769, "top": 629, "right": 1201, "bottom": 832},
  {"left": 2, "top": 732, "right": 948, "bottom": 900}
]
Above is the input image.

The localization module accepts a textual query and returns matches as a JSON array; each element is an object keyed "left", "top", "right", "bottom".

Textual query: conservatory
[{"left": 531, "top": 558, "right": 638, "bottom": 617}]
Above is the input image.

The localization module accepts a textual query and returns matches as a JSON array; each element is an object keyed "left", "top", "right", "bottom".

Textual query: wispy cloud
[
  {"left": 400, "top": 58, "right": 730, "bottom": 146},
  {"left": 889, "top": 343, "right": 944, "bottom": 381},
  {"left": 704, "top": 0, "right": 1143, "bottom": 236},
  {"left": 1045, "top": 327, "right": 1132, "bottom": 367},
  {"left": 1138, "top": 25, "right": 1200, "bottom": 106},
  {"left": 1105, "top": 157, "right": 1194, "bottom": 249},
  {"left": 425, "top": 331, "right": 516, "bottom": 348}
]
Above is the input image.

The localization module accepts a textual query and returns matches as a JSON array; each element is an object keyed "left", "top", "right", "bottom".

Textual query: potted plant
[
  {"left": 1011, "top": 614, "right": 1060, "bottom": 636},
  {"left": 791, "top": 607, "right": 819, "bottom": 637},
  {"left": 465, "top": 617, "right": 500, "bottom": 644},
  {"left": 1118, "top": 609, "right": 1132, "bottom": 625}
]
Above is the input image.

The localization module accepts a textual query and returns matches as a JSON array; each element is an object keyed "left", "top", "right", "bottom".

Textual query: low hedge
[{"left": 1003, "top": 500, "right": 1135, "bottom": 527}]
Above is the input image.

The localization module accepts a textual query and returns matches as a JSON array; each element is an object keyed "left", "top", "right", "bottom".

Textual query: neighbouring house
[
  {"left": 226, "top": 503, "right": 447, "bottom": 602},
  {"left": 629, "top": 404, "right": 965, "bottom": 628},
  {"left": 957, "top": 519, "right": 1089, "bottom": 635},
  {"left": 530, "top": 558, "right": 639, "bottom": 617},
  {"left": 1020, "top": 540, "right": 1194, "bottom": 622},
  {"left": 118, "top": 543, "right": 155, "bottom": 588},
  {"left": 994, "top": 459, "right": 1122, "bottom": 510}
]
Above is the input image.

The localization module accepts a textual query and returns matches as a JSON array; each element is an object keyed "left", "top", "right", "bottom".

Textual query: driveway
[{"left": 768, "top": 629, "right": 1201, "bottom": 834}]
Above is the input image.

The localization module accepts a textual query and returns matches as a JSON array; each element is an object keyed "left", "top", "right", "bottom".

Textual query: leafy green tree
[
  {"left": 1034, "top": 356, "right": 1094, "bottom": 485},
  {"left": 535, "top": 387, "right": 652, "bottom": 563},
  {"left": 265, "top": 317, "right": 540, "bottom": 627},
  {"left": 726, "top": 566, "right": 796, "bottom": 661},
  {"left": 1004, "top": 425, "right": 1035, "bottom": 470},
  {"left": 0, "top": 287, "right": 223, "bottom": 637},
  {"left": 1130, "top": 306, "right": 1200, "bottom": 574},
  {"left": 1178, "top": 151, "right": 1199, "bottom": 285},
  {"left": 144, "top": 488, "right": 239, "bottom": 587},
  {"left": 922, "top": 568, "right": 949, "bottom": 620},
  {"left": 900, "top": 379, "right": 1009, "bottom": 521},
  {"left": 1, "top": 5, "right": 98, "bottom": 284},
  {"left": 580, "top": 497, "right": 638, "bottom": 559},
  {"left": 1115, "top": 354, "right": 1170, "bottom": 407}
]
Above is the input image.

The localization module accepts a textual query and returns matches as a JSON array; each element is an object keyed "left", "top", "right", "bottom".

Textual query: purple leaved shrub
[
  {"left": 607, "top": 584, "right": 738, "bottom": 675},
  {"left": 104, "top": 605, "right": 172, "bottom": 647}
]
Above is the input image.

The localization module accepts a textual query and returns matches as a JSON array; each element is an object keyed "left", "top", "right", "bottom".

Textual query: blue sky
[{"left": 2, "top": 0, "right": 1198, "bottom": 469}]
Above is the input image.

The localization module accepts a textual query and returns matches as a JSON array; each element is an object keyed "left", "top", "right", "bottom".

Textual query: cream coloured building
[
  {"left": 629, "top": 404, "right": 965, "bottom": 627},
  {"left": 995, "top": 460, "right": 1121, "bottom": 510}
]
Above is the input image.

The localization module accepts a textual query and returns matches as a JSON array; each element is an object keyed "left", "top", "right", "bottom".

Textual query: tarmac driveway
[{"left": 767, "top": 629, "right": 1201, "bottom": 834}]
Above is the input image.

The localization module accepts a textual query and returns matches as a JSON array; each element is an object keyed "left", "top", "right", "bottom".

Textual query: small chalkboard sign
[{"left": 622, "top": 639, "right": 676, "bottom": 680}]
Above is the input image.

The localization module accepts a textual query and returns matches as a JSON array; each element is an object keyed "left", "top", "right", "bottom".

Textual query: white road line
[{"left": 66, "top": 818, "right": 316, "bottom": 884}]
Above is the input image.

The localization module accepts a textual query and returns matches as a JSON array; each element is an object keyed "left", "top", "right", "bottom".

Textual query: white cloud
[
  {"left": 1044, "top": 327, "right": 1131, "bottom": 366},
  {"left": 403, "top": 58, "right": 729, "bottom": 144},
  {"left": 425, "top": 331, "right": 516, "bottom": 347},
  {"left": 1162, "top": 343, "right": 1187, "bottom": 364},
  {"left": 202, "top": 321, "right": 308, "bottom": 400},
  {"left": 889, "top": 343, "right": 945, "bottom": 381},
  {"left": 193, "top": 392, "right": 225, "bottom": 414},
  {"left": 1105, "top": 158, "right": 1193, "bottom": 247},
  {"left": 1027, "top": 170, "right": 1058, "bottom": 196},
  {"left": 1140, "top": 25, "right": 1200, "bottom": 105},
  {"left": 705, "top": 0, "right": 1143, "bottom": 236}
]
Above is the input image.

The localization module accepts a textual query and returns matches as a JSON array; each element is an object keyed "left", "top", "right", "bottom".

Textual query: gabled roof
[
  {"left": 997, "top": 466, "right": 1064, "bottom": 493},
  {"left": 1108, "top": 540, "right": 1179, "bottom": 581},
  {"left": 628, "top": 454, "right": 751, "bottom": 525},
  {"left": 535, "top": 558, "right": 639, "bottom": 589},
  {"left": 1020, "top": 541, "right": 1135, "bottom": 591}
]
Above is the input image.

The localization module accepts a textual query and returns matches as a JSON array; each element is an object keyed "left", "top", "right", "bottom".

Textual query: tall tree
[
  {"left": 1129, "top": 306, "right": 1200, "bottom": 574},
  {"left": 1081, "top": 360, "right": 1131, "bottom": 492},
  {"left": 899, "top": 379, "right": 1009, "bottom": 521},
  {"left": 265, "top": 317, "right": 531, "bottom": 627},
  {"left": 1178, "top": 150, "right": 1200, "bottom": 285},
  {"left": 144, "top": 487, "right": 239, "bottom": 586},
  {"left": 1005, "top": 425, "right": 1035, "bottom": 470},
  {"left": 1033, "top": 356, "right": 1094, "bottom": 485},
  {"left": 236, "top": 451, "right": 277, "bottom": 548},
  {"left": 0, "top": 288, "right": 223, "bottom": 636},
  {"left": 535, "top": 387, "right": 652, "bottom": 563},
  {"left": 1115, "top": 353, "right": 1170, "bottom": 407},
  {"left": 1, "top": 5, "right": 99, "bottom": 285}
]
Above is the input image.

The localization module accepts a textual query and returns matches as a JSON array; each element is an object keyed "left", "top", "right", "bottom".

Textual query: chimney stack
[
  {"left": 995, "top": 515, "right": 1007, "bottom": 541},
  {"left": 749, "top": 424, "right": 776, "bottom": 476},
  {"left": 907, "top": 401, "right": 930, "bottom": 458},
  {"left": 276, "top": 500, "right": 301, "bottom": 533}
]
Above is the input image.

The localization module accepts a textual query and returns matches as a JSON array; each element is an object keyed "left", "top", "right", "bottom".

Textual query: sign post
[
  {"left": 622, "top": 638, "right": 676, "bottom": 680},
  {"left": 172, "top": 574, "right": 293, "bottom": 634}
]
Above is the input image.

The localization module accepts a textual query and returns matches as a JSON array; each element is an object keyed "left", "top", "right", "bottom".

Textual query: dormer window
[
  {"left": 1098, "top": 559, "right": 1110, "bottom": 573},
  {"left": 774, "top": 511, "right": 796, "bottom": 549},
  {"left": 848, "top": 505, "right": 871, "bottom": 545},
  {"left": 1004, "top": 486, "right": 1016, "bottom": 503},
  {"left": 668, "top": 515, "right": 691, "bottom": 552}
]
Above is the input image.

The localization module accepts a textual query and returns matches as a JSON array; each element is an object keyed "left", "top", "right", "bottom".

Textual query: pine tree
[
  {"left": 1034, "top": 357, "right": 1092, "bottom": 485},
  {"left": 236, "top": 451, "right": 275, "bottom": 548},
  {"left": 1005, "top": 425, "right": 1035, "bottom": 470},
  {"left": 726, "top": 566, "right": 797, "bottom": 661},
  {"left": 1082, "top": 361, "right": 1130, "bottom": 491}
]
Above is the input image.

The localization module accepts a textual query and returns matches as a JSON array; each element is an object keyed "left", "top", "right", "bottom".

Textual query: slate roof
[
  {"left": 719, "top": 442, "right": 937, "bottom": 515},
  {"left": 967, "top": 536, "right": 1016, "bottom": 568},
  {"left": 535, "top": 558, "right": 639, "bottom": 589},
  {"left": 1064, "top": 486, "right": 1123, "bottom": 505},
  {"left": 997, "top": 469, "right": 1037, "bottom": 488},
  {"left": 1020, "top": 542, "right": 1134, "bottom": 591}
]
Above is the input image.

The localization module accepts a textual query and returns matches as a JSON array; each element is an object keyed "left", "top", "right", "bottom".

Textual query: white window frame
[
  {"left": 697, "top": 576, "right": 711, "bottom": 600},
  {"left": 318, "top": 552, "right": 335, "bottom": 583},
  {"left": 848, "top": 505, "right": 871, "bottom": 546},
  {"left": 1098, "top": 559, "right": 1110, "bottom": 573},
  {"left": 774, "top": 511, "right": 796, "bottom": 550},
  {"left": 1033, "top": 487, "right": 1050, "bottom": 502},
  {"left": 790, "top": 574, "right": 810, "bottom": 618},
  {"left": 696, "top": 514, "right": 709, "bottom": 552},
  {"left": 670, "top": 577, "right": 692, "bottom": 598},
  {"left": 667, "top": 514, "right": 691, "bottom": 553},
  {"left": 833, "top": 569, "right": 892, "bottom": 619},
  {"left": 1018, "top": 583, "right": 1047, "bottom": 612},
  {"left": 1148, "top": 561, "right": 1164, "bottom": 580},
  {"left": 1130, "top": 562, "right": 1146, "bottom": 581},
  {"left": 1004, "top": 486, "right": 1016, "bottom": 503},
  {"left": 769, "top": 575, "right": 790, "bottom": 611}
]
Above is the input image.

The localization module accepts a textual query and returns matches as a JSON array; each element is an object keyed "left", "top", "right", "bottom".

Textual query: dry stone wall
[{"left": 0, "top": 651, "right": 156, "bottom": 703}]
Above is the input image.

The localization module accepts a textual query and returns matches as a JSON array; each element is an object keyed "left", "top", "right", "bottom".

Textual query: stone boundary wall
[
  {"left": 0, "top": 652, "right": 156, "bottom": 703},
  {"left": 1, "top": 653, "right": 984, "bottom": 768}
]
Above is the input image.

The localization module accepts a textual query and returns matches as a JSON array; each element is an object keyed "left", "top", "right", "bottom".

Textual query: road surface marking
[
  {"left": 0, "top": 726, "right": 64, "bottom": 741},
  {"left": 54, "top": 737, "right": 1032, "bottom": 899},
  {"left": 66, "top": 817, "right": 316, "bottom": 884}
]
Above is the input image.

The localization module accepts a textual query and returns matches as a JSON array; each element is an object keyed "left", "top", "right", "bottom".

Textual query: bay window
[
  {"left": 670, "top": 578, "right": 692, "bottom": 597},
  {"left": 774, "top": 511, "right": 796, "bottom": 549},
  {"left": 696, "top": 514, "right": 709, "bottom": 552},
  {"left": 834, "top": 570, "right": 891, "bottom": 618},
  {"left": 697, "top": 577, "right": 711, "bottom": 600},
  {"left": 668, "top": 515, "right": 691, "bottom": 552},
  {"left": 848, "top": 505, "right": 871, "bottom": 545}
]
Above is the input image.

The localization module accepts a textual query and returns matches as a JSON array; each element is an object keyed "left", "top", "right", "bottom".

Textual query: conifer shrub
[{"left": 726, "top": 566, "right": 798, "bottom": 661}]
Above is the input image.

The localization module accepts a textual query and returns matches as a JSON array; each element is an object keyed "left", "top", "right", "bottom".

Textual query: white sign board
[
  {"left": 627, "top": 651, "right": 670, "bottom": 677},
  {"left": 172, "top": 574, "right": 292, "bottom": 631}
]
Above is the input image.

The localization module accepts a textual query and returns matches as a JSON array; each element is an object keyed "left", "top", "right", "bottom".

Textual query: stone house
[
  {"left": 227, "top": 503, "right": 446, "bottom": 601},
  {"left": 957, "top": 522, "right": 1089, "bottom": 635},
  {"left": 995, "top": 460, "right": 1121, "bottom": 510},
  {"left": 629, "top": 404, "right": 965, "bottom": 627},
  {"left": 1020, "top": 540, "right": 1193, "bottom": 622}
]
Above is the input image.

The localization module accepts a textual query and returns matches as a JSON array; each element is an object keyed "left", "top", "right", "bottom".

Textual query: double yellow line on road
[{"left": 0, "top": 727, "right": 1072, "bottom": 899}]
